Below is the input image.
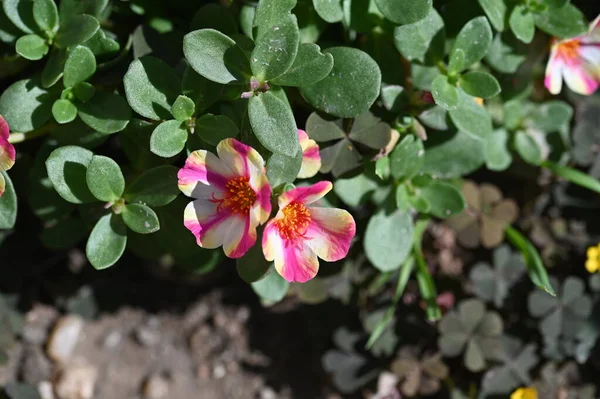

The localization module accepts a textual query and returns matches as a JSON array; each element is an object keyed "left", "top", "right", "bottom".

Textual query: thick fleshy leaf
[
  {"left": 390, "top": 135, "right": 424, "bottom": 180},
  {"left": 270, "top": 43, "right": 334, "bottom": 87},
  {"left": 449, "top": 90, "right": 493, "bottom": 140},
  {"left": 59, "top": 0, "right": 108, "bottom": 21},
  {"left": 190, "top": 3, "right": 237, "bottom": 35},
  {"left": 195, "top": 114, "right": 239, "bottom": 146},
  {"left": 45, "top": 145, "right": 97, "bottom": 204},
  {"left": 374, "top": 0, "right": 432, "bottom": 25},
  {"left": 150, "top": 120, "right": 188, "bottom": 158},
  {"left": 170, "top": 95, "right": 195, "bottom": 122},
  {"left": 418, "top": 181, "right": 466, "bottom": 218},
  {"left": 63, "top": 46, "right": 96, "bottom": 88},
  {"left": 86, "top": 155, "right": 125, "bottom": 202},
  {"left": 250, "top": 14, "right": 299, "bottom": 81},
  {"left": 3, "top": 0, "right": 37, "bottom": 33},
  {"left": 393, "top": 8, "right": 445, "bottom": 63},
  {"left": 313, "top": 0, "right": 343, "bottom": 23},
  {"left": 52, "top": 99, "right": 77, "bottom": 124},
  {"left": 86, "top": 214, "right": 128, "bottom": 270},
  {"left": 122, "top": 203, "right": 160, "bottom": 234},
  {"left": 41, "top": 48, "right": 68, "bottom": 88},
  {"left": 251, "top": 269, "right": 291, "bottom": 304},
  {"left": 33, "top": 0, "right": 58, "bottom": 34},
  {"left": 55, "top": 14, "right": 100, "bottom": 48},
  {"left": 534, "top": 2, "right": 587, "bottom": 39},
  {"left": 0, "top": 172, "right": 17, "bottom": 229},
  {"left": 15, "top": 34, "right": 49, "bottom": 60},
  {"left": 78, "top": 91, "right": 131, "bottom": 134},
  {"left": 478, "top": 0, "right": 507, "bottom": 31},
  {"left": 422, "top": 130, "right": 486, "bottom": 178},
  {"left": 515, "top": 131, "right": 543, "bottom": 166},
  {"left": 459, "top": 71, "right": 501, "bottom": 99},
  {"left": 124, "top": 165, "right": 179, "bottom": 207},
  {"left": 485, "top": 32, "right": 526, "bottom": 73},
  {"left": 509, "top": 4, "right": 535, "bottom": 43},
  {"left": 266, "top": 150, "right": 303, "bottom": 187},
  {"left": 123, "top": 56, "right": 181, "bottom": 121},
  {"left": 364, "top": 210, "right": 414, "bottom": 272},
  {"left": 253, "top": 0, "right": 296, "bottom": 37},
  {"left": 529, "top": 101, "right": 572, "bottom": 133},
  {"left": 300, "top": 47, "right": 381, "bottom": 118},
  {"left": 449, "top": 16, "right": 493, "bottom": 71},
  {"left": 485, "top": 129, "right": 512, "bottom": 171},
  {"left": 183, "top": 29, "right": 250, "bottom": 85},
  {"left": 431, "top": 75, "right": 458, "bottom": 111},
  {"left": 248, "top": 91, "right": 299, "bottom": 157}
]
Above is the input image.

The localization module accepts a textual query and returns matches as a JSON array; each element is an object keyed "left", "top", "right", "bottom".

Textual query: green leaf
[
  {"left": 478, "top": 0, "right": 507, "bottom": 31},
  {"left": 124, "top": 165, "right": 180, "bottom": 207},
  {"left": 534, "top": 2, "right": 587, "bottom": 39},
  {"left": 364, "top": 209, "right": 414, "bottom": 272},
  {"left": 418, "top": 181, "right": 466, "bottom": 218},
  {"left": 529, "top": 101, "right": 573, "bottom": 132},
  {"left": 447, "top": 48, "right": 465, "bottom": 75},
  {"left": 41, "top": 48, "right": 68, "bottom": 88},
  {"left": 374, "top": 0, "right": 432, "bottom": 25},
  {"left": 515, "top": 131, "right": 543, "bottom": 165},
  {"left": 450, "top": 16, "right": 493, "bottom": 71},
  {"left": 190, "top": 3, "right": 237, "bottom": 35},
  {"left": 300, "top": 47, "right": 381, "bottom": 118},
  {"left": 195, "top": 114, "right": 239, "bottom": 146},
  {"left": 63, "top": 46, "right": 96, "bottom": 88},
  {"left": 33, "top": 0, "right": 58, "bottom": 34},
  {"left": 253, "top": 0, "right": 296, "bottom": 37},
  {"left": 181, "top": 67, "right": 223, "bottom": 114},
  {"left": 393, "top": 8, "right": 445, "bottom": 63},
  {"left": 78, "top": 91, "right": 131, "bottom": 134},
  {"left": 266, "top": 150, "right": 303, "bottom": 187},
  {"left": 251, "top": 14, "right": 299, "bottom": 81},
  {"left": 122, "top": 203, "right": 160, "bottom": 234},
  {"left": 251, "top": 269, "right": 290, "bottom": 303},
  {"left": 150, "top": 120, "right": 188, "bottom": 158},
  {"left": 313, "top": 0, "right": 343, "bottom": 22},
  {"left": 237, "top": 228, "right": 272, "bottom": 283},
  {"left": 248, "top": 91, "right": 299, "bottom": 157},
  {"left": 509, "top": 5, "right": 535, "bottom": 43},
  {"left": 170, "top": 95, "right": 195, "bottom": 122},
  {"left": 45, "top": 146, "right": 97, "bottom": 204},
  {"left": 86, "top": 214, "right": 127, "bottom": 270},
  {"left": 52, "top": 99, "right": 77, "bottom": 124},
  {"left": 390, "top": 135, "right": 424, "bottom": 180},
  {"left": 83, "top": 28, "right": 120, "bottom": 57},
  {"left": 3, "top": 0, "right": 37, "bottom": 34},
  {"left": 15, "top": 34, "right": 49, "bottom": 60},
  {"left": 334, "top": 174, "right": 378, "bottom": 207},
  {"left": 86, "top": 155, "right": 125, "bottom": 202},
  {"left": 270, "top": 43, "right": 334, "bottom": 87},
  {"left": 459, "top": 71, "right": 501, "bottom": 99},
  {"left": 449, "top": 90, "right": 493, "bottom": 140},
  {"left": 123, "top": 56, "right": 181, "bottom": 121},
  {"left": 183, "top": 29, "right": 250, "bottom": 85},
  {"left": 59, "top": 0, "right": 108, "bottom": 21},
  {"left": 485, "top": 129, "right": 512, "bottom": 171},
  {"left": 72, "top": 82, "right": 95, "bottom": 102},
  {"left": 0, "top": 172, "right": 17, "bottom": 229},
  {"left": 431, "top": 75, "right": 458, "bottom": 111},
  {"left": 505, "top": 225, "right": 555, "bottom": 296},
  {"left": 485, "top": 32, "right": 527, "bottom": 73},
  {"left": 422, "top": 130, "right": 486, "bottom": 178},
  {"left": 55, "top": 14, "right": 100, "bottom": 48}
]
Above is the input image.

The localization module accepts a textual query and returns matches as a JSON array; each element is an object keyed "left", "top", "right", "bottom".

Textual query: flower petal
[
  {"left": 305, "top": 207, "right": 355, "bottom": 262},
  {"left": 178, "top": 150, "right": 232, "bottom": 198},
  {"left": 262, "top": 221, "right": 319, "bottom": 283},
  {"left": 223, "top": 214, "right": 257, "bottom": 258},
  {"left": 583, "top": 14, "right": 600, "bottom": 43},
  {"left": 545, "top": 45, "right": 564, "bottom": 95},
  {"left": 183, "top": 199, "right": 235, "bottom": 249},
  {"left": 0, "top": 116, "right": 15, "bottom": 172},
  {"left": 563, "top": 62, "right": 599, "bottom": 95},
  {"left": 251, "top": 181, "right": 272, "bottom": 225},
  {"left": 0, "top": 173, "right": 5, "bottom": 197},
  {"left": 217, "top": 138, "right": 265, "bottom": 181},
  {"left": 298, "top": 129, "right": 322, "bottom": 179},
  {"left": 279, "top": 181, "right": 332, "bottom": 208},
  {"left": 586, "top": 260, "right": 599, "bottom": 273}
]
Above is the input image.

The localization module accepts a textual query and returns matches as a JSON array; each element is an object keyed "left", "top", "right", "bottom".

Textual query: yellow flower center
[
  {"left": 556, "top": 38, "right": 581, "bottom": 60},
  {"left": 276, "top": 202, "right": 312, "bottom": 241},
  {"left": 212, "top": 176, "right": 256, "bottom": 214},
  {"left": 586, "top": 244, "right": 600, "bottom": 273}
]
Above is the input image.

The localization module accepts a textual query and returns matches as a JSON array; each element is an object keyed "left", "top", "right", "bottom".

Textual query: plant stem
[
  {"left": 542, "top": 160, "right": 600, "bottom": 195},
  {"left": 413, "top": 218, "right": 442, "bottom": 321},
  {"left": 8, "top": 123, "right": 55, "bottom": 144}
]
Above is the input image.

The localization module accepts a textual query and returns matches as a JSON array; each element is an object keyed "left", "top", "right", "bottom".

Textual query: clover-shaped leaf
[
  {"left": 306, "top": 111, "right": 391, "bottom": 177},
  {"left": 470, "top": 244, "right": 526, "bottom": 307},
  {"left": 528, "top": 276, "right": 592, "bottom": 339},
  {"left": 363, "top": 309, "right": 399, "bottom": 357},
  {"left": 438, "top": 298, "right": 504, "bottom": 372},
  {"left": 446, "top": 180, "right": 518, "bottom": 248},
  {"left": 534, "top": 362, "right": 597, "bottom": 399},
  {"left": 480, "top": 336, "right": 539, "bottom": 395},
  {"left": 391, "top": 347, "right": 449, "bottom": 397}
]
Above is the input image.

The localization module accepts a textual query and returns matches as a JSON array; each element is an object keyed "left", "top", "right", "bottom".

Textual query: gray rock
[
  {"left": 47, "top": 316, "right": 84, "bottom": 364},
  {"left": 20, "top": 345, "right": 53, "bottom": 384},
  {"left": 54, "top": 364, "right": 98, "bottom": 399},
  {"left": 142, "top": 374, "right": 169, "bottom": 399}
]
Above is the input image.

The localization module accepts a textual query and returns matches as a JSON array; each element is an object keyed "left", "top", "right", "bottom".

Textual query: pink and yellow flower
[
  {"left": 0, "top": 115, "right": 16, "bottom": 197},
  {"left": 545, "top": 15, "right": 600, "bottom": 95},
  {"left": 262, "top": 181, "right": 356, "bottom": 283},
  {"left": 297, "top": 129, "right": 321, "bottom": 179},
  {"left": 178, "top": 138, "right": 272, "bottom": 258}
]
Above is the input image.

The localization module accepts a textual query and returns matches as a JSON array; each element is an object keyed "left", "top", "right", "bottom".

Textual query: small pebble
[
  {"left": 142, "top": 374, "right": 169, "bottom": 399},
  {"left": 212, "top": 364, "right": 226, "bottom": 379},
  {"left": 38, "top": 381, "right": 54, "bottom": 399},
  {"left": 47, "top": 316, "right": 84, "bottom": 364},
  {"left": 54, "top": 364, "right": 98, "bottom": 399}
]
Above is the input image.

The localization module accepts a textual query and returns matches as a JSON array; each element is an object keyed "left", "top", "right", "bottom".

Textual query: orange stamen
[
  {"left": 210, "top": 177, "right": 256, "bottom": 214},
  {"left": 556, "top": 38, "right": 581, "bottom": 60},
  {"left": 276, "top": 202, "right": 312, "bottom": 241}
]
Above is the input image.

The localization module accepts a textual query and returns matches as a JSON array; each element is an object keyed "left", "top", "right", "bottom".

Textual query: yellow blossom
[
  {"left": 511, "top": 387, "right": 537, "bottom": 399},
  {"left": 586, "top": 244, "right": 600, "bottom": 273}
]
